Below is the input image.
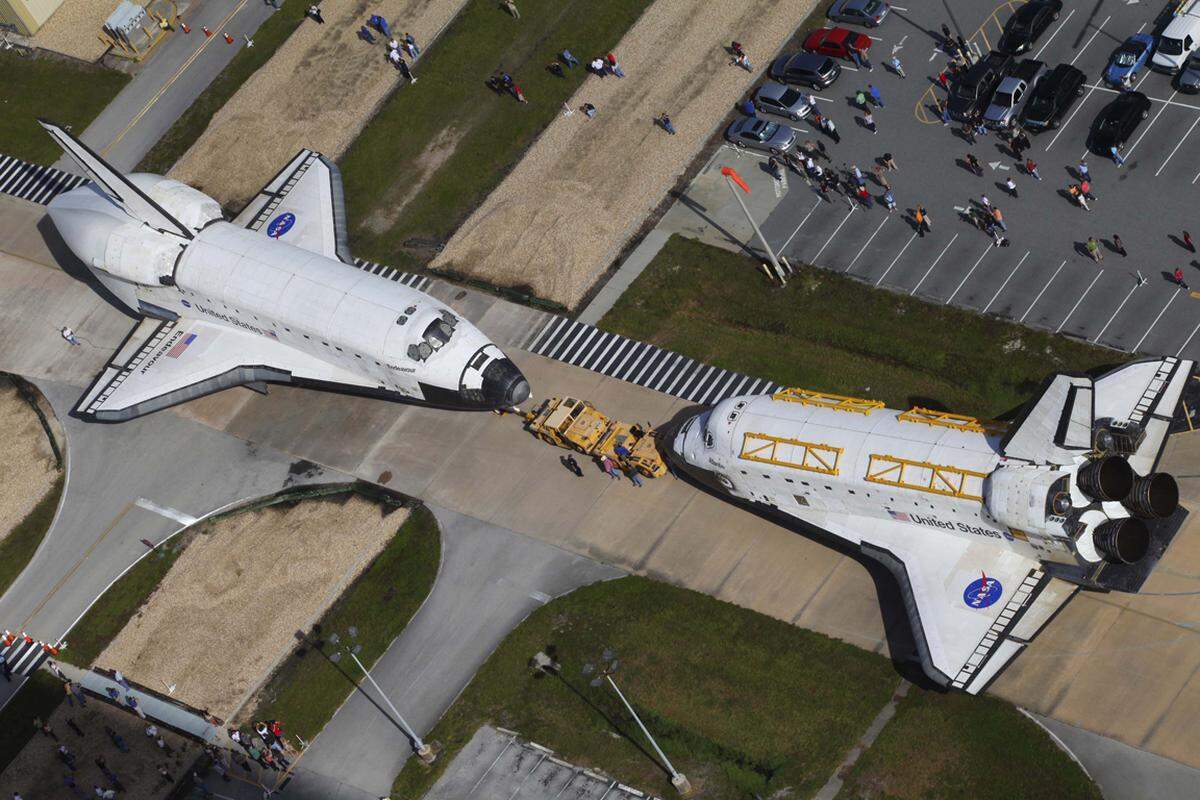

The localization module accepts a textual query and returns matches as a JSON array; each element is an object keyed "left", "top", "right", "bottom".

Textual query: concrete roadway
[
  {"left": 58, "top": 0, "right": 282, "bottom": 172},
  {"left": 1, "top": 195, "right": 1199, "bottom": 783},
  {"left": 661, "top": 0, "right": 1200, "bottom": 360}
]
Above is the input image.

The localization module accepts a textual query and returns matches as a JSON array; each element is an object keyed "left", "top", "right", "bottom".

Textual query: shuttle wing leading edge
[
  {"left": 819, "top": 513, "right": 1077, "bottom": 693},
  {"left": 233, "top": 149, "right": 353, "bottom": 264},
  {"left": 76, "top": 316, "right": 373, "bottom": 422}
]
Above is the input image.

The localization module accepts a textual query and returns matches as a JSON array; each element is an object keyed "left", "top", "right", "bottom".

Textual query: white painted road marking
[
  {"left": 779, "top": 198, "right": 824, "bottom": 253},
  {"left": 1094, "top": 281, "right": 1141, "bottom": 344},
  {"left": 135, "top": 498, "right": 198, "bottom": 526},
  {"left": 1177, "top": 320, "right": 1200, "bottom": 356},
  {"left": 983, "top": 250, "right": 1030, "bottom": 313},
  {"left": 1070, "top": 15, "right": 1110, "bottom": 65},
  {"left": 1057, "top": 270, "right": 1103, "bottom": 333},
  {"left": 1034, "top": 9, "right": 1075, "bottom": 61},
  {"left": 911, "top": 233, "right": 958, "bottom": 295},
  {"left": 1156, "top": 114, "right": 1200, "bottom": 176},
  {"left": 876, "top": 232, "right": 916, "bottom": 286},
  {"left": 1126, "top": 89, "right": 1177, "bottom": 158},
  {"left": 1134, "top": 290, "right": 1180, "bottom": 352},
  {"left": 847, "top": 216, "right": 889, "bottom": 272},
  {"left": 1021, "top": 259, "right": 1066, "bottom": 322},
  {"left": 946, "top": 245, "right": 993, "bottom": 304},
  {"left": 813, "top": 207, "right": 855, "bottom": 262}
]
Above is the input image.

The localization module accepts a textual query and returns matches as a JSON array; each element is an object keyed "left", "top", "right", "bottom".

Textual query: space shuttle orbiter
[
  {"left": 38, "top": 120, "right": 530, "bottom": 421},
  {"left": 670, "top": 358, "right": 1193, "bottom": 693}
]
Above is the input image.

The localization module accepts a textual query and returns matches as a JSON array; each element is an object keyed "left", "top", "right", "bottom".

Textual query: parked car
[
  {"left": 998, "top": 0, "right": 1062, "bottom": 54},
  {"left": 1019, "top": 63, "right": 1086, "bottom": 129},
  {"left": 725, "top": 118, "right": 797, "bottom": 154},
  {"left": 768, "top": 52, "right": 842, "bottom": 88},
  {"left": 983, "top": 59, "right": 1045, "bottom": 128},
  {"left": 1176, "top": 52, "right": 1200, "bottom": 92},
  {"left": 827, "top": 0, "right": 890, "bottom": 28},
  {"left": 801, "top": 27, "right": 872, "bottom": 61},
  {"left": 1104, "top": 33, "right": 1154, "bottom": 86},
  {"left": 1090, "top": 91, "right": 1151, "bottom": 152},
  {"left": 948, "top": 51, "right": 1015, "bottom": 121},
  {"left": 1151, "top": 2, "right": 1200, "bottom": 72},
  {"left": 753, "top": 82, "right": 812, "bottom": 121}
]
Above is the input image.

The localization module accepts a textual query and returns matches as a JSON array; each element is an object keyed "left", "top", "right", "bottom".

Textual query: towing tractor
[{"left": 523, "top": 397, "right": 668, "bottom": 478}]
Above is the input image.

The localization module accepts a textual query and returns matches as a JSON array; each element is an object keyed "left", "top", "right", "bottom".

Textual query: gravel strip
[
  {"left": 96, "top": 497, "right": 407, "bottom": 719},
  {"left": 170, "top": 0, "right": 468, "bottom": 209},
  {"left": 30, "top": 0, "right": 117, "bottom": 63},
  {"left": 433, "top": 0, "right": 815, "bottom": 307},
  {"left": 0, "top": 376, "right": 59, "bottom": 545}
]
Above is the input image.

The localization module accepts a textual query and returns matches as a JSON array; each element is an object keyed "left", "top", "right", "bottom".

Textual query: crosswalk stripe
[
  {"left": 580, "top": 333, "right": 620, "bottom": 371},
  {"left": 632, "top": 348, "right": 668, "bottom": 384},
  {"left": 551, "top": 322, "right": 589, "bottom": 361},
  {"left": 596, "top": 337, "right": 634, "bottom": 374}
]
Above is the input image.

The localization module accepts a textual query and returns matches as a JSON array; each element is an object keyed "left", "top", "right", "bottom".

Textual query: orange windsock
[{"left": 721, "top": 166, "right": 750, "bottom": 194}]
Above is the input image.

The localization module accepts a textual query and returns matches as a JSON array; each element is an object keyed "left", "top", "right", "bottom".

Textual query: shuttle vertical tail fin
[{"left": 37, "top": 119, "right": 193, "bottom": 240}]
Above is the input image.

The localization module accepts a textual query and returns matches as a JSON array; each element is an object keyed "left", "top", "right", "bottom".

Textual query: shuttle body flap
[
  {"left": 232, "top": 149, "right": 353, "bottom": 264},
  {"left": 76, "top": 316, "right": 374, "bottom": 422}
]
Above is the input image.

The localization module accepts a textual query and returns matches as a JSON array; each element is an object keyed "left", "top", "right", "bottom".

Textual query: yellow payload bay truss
[
  {"left": 740, "top": 432, "right": 842, "bottom": 475},
  {"left": 897, "top": 407, "right": 1008, "bottom": 435},
  {"left": 865, "top": 454, "right": 987, "bottom": 501},
  {"left": 772, "top": 388, "right": 884, "bottom": 415}
]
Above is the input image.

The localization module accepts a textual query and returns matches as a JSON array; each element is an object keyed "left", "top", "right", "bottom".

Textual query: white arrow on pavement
[
  {"left": 988, "top": 161, "right": 1011, "bottom": 171},
  {"left": 892, "top": 35, "right": 908, "bottom": 55},
  {"left": 1125, "top": 0, "right": 1139, "bottom": 5},
  {"left": 929, "top": 46, "right": 940, "bottom": 61},
  {"left": 954, "top": 205, "right": 970, "bottom": 214}
]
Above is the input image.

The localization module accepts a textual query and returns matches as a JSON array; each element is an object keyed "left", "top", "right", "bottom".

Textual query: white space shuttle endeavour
[
  {"left": 39, "top": 120, "right": 530, "bottom": 421},
  {"left": 670, "top": 358, "right": 1193, "bottom": 692}
]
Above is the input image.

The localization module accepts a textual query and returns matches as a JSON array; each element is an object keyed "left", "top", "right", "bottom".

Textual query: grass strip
[
  {"left": 0, "top": 671, "right": 64, "bottom": 775},
  {"left": 393, "top": 576, "right": 901, "bottom": 799},
  {"left": 136, "top": 0, "right": 309, "bottom": 175},
  {"left": 0, "top": 52, "right": 128, "bottom": 164},
  {"left": 0, "top": 475, "right": 63, "bottom": 600},
  {"left": 598, "top": 235, "right": 1123, "bottom": 420},
  {"left": 340, "top": 0, "right": 652, "bottom": 268},
  {"left": 835, "top": 688, "right": 1101, "bottom": 799},
  {"left": 241, "top": 503, "right": 440, "bottom": 742}
]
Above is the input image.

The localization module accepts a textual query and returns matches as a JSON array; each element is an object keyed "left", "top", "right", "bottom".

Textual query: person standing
[
  {"left": 626, "top": 469, "right": 644, "bottom": 488},
  {"left": 1004, "top": 177, "right": 1017, "bottom": 198},
  {"left": 60, "top": 327, "right": 80, "bottom": 346},
  {"left": 502, "top": 0, "right": 519, "bottom": 18},
  {"left": 397, "top": 55, "right": 416, "bottom": 83},
  {"left": 1025, "top": 158, "right": 1041, "bottom": 180},
  {"left": 1086, "top": 237, "right": 1103, "bottom": 262},
  {"left": 606, "top": 52, "right": 625, "bottom": 77},
  {"left": 939, "top": 99, "right": 951, "bottom": 126},
  {"left": 874, "top": 165, "right": 890, "bottom": 189},
  {"left": 937, "top": 68, "right": 950, "bottom": 90},
  {"left": 915, "top": 205, "right": 932, "bottom": 237},
  {"left": 1174, "top": 267, "right": 1190, "bottom": 289},
  {"left": 403, "top": 32, "right": 420, "bottom": 57},
  {"left": 979, "top": 193, "right": 991, "bottom": 212},
  {"left": 659, "top": 113, "right": 676, "bottom": 134},
  {"left": 1078, "top": 159, "right": 1090, "bottom": 181},
  {"left": 561, "top": 49, "right": 579, "bottom": 67},
  {"left": 966, "top": 153, "right": 982, "bottom": 176},
  {"left": 1112, "top": 234, "right": 1126, "bottom": 257},
  {"left": 306, "top": 4, "right": 324, "bottom": 23},
  {"left": 855, "top": 89, "right": 868, "bottom": 109},
  {"left": 868, "top": 84, "right": 884, "bottom": 107},
  {"left": 863, "top": 110, "right": 877, "bottom": 134},
  {"left": 1110, "top": 144, "right": 1125, "bottom": 167},
  {"left": 883, "top": 189, "right": 897, "bottom": 213},
  {"left": 1080, "top": 179, "right": 1094, "bottom": 201},
  {"left": 1184, "top": 231, "right": 1195, "bottom": 252},
  {"left": 826, "top": 116, "right": 840, "bottom": 143},
  {"left": 888, "top": 55, "right": 906, "bottom": 77},
  {"left": 991, "top": 206, "right": 1007, "bottom": 232}
]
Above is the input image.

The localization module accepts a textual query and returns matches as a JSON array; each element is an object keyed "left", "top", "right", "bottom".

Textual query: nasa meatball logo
[
  {"left": 267, "top": 212, "right": 296, "bottom": 238},
  {"left": 963, "top": 573, "right": 1003, "bottom": 610}
]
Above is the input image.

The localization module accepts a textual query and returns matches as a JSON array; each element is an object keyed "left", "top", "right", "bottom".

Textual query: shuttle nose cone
[{"left": 481, "top": 358, "right": 531, "bottom": 408}]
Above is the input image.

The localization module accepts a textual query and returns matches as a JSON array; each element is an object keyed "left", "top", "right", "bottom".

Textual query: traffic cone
[
  {"left": 202, "top": 25, "right": 212, "bottom": 37},
  {"left": 180, "top": 20, "right": 190, "bottom": 34},
  {"left": 223, "top": 32, "right": 234, "bottom": 44}
]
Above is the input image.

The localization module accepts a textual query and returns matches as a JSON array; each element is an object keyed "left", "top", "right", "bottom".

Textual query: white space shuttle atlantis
[
  {"left": 38, "top": 120, "right": 530, "bottom": 421},
  {"left": 670, "top": 358, "right": 1194, "bottom": 693}
]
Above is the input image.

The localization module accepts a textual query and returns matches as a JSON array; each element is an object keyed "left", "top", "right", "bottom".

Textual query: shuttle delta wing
[
  {"left": 1092, "top": 357, "right": 1195, "bottom": 475},
  {"left": 232, "top": 149, "right": 353, "bottom": 263},
  {"left": 822, "top": 514, "right": 1076, "bottom": 693},
  {"left": 37, "top": 120, "right": 193, "bottom": 240},
  {"left": 75, "top": 317, "right": 373, "bottom": 422}
]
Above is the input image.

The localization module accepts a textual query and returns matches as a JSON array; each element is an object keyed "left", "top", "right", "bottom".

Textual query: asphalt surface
[
  {"left": 664, "top": 0, "right": 1200, "bottom": 360},
  {"left": 57, "top": 0, "right": 281, "bottom": 172}
]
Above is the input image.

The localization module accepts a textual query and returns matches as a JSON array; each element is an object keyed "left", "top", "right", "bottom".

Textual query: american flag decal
[
  {"left": 166, "top": 333, "right": 197, "bottom": 358},
  {"left": 888, "top": 510, "right": 911, "bottom": 522}
]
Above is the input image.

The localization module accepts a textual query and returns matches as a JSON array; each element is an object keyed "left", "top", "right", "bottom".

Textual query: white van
[{"left": 1153, "top": 2, "right": 1200, "bottom": 71}]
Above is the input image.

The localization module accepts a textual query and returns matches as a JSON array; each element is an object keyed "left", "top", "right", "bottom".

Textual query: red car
[{"left": 802, "top": 27, "right": 872, "bottom": 61}]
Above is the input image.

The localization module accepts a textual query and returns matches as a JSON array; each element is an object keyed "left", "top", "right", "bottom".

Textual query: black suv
[
  {"left": 948, "top": 51, "right": 1015, "bottom": 121},
  {"left": 1018, "top": 63, "right": 1086, "bottom": 130},
  {"left": 769, "top": 52, "right": 842, "bottom": 89}
]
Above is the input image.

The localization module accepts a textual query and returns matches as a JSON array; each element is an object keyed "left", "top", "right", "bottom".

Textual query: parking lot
[{"left": 661, "top": 0, "right": 1200, "bottom": 359}]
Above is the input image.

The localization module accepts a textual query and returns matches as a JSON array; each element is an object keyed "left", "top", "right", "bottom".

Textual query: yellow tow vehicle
[{"left": 523, "top": 397, "right": 667, "bottom": 479}]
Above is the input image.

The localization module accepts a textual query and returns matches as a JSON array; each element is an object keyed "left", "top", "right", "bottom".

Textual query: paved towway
[{"left": 1, "top": 196, "right": 1198, "bottom": 772}]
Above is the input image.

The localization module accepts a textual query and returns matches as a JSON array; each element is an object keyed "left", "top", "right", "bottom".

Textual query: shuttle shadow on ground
[
  {"left": 37, "top": 214, "right": 136, "bottom": 320},
  {"left": 657, "top": 405, "right": 942, "bottom": 691}
]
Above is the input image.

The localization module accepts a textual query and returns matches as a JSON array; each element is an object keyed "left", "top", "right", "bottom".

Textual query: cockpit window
[{"left": 407, "top": 310, "right": 460, "bottom": 362}]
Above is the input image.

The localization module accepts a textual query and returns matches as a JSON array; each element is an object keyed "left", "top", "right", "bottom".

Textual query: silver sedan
[{"left": 725, "top": 118, "right": 797, "bottom": 154}]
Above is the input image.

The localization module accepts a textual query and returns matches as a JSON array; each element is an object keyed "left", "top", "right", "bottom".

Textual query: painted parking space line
[
  {"left": 1075, "top": 72, "right": 1154, "bottom": 161},
  {"left": 1069, "top": 15, "right": 1110, "bottom": 66},
  {"left": 1020, "top": 259, "right": 1066, "bottom": 322},
  {"left": 983, "top": 250, "right": 1030, "bottom": 313},
  {"left": 1056, "top": 269, "right": 1103, "bottom": 334},
  {"left": 847, "top": 216, "right": 889, "bottom": 272},
  {"left": 1177, "top": 320, "right": 1200, "bottom": 356},
  {"left": 946, "top": 244, "right": 993, "bottom": 304},
  {"left": 876, "top": 232, "right": 916, "bottom": 286},
  {"left": 813, "top": 207, "right": 856, "bottom": 263},
  {"left": 911, "top": 233, "right": 958, "bottom": 295},
  {"left": 1134, "top": 290, "right": 1181, "bottom": 352},
  {"left": 779, "top": 198, "right": 825, "bottom": 253},
  {"left": 1156, "top": 114, "right": 1200, "bottom": 176},
  {"left": 1033, "top": 8, "right": 1076, "bottom": 61},
  {"left": 1094, "top": 281, "right": 1141, "bottom": 344},
  {"left": 1126, "top": 89, "right": 1178, "bottom": 158},
  {"left": 1079, "top": 83, "right": 1200, "bottom": 113},
  {"left": 1046, "top": 84, "right": 1098, "bottom": 151}
]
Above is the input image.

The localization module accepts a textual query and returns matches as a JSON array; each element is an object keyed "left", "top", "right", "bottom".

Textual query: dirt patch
[
  {"left": 170, "top": 0, "right": 469, "bottom": 209},
  {"left": 0, "top": 376, "right": 59, "bottom": 545},
  {"left": 0, "top": 692, "right": 198, "bottom": 799},
  {"left": 432, "top": 0, "right": 815, "bottom": 307},
  {"left": 29, "top": 0, "right": 114, "bottom": 63},
  {"left": 95, "top": 496, "right": 407, "bottom": 720},
  {"left": 363, "top": 126, "right": 466, "bottom": 234}
]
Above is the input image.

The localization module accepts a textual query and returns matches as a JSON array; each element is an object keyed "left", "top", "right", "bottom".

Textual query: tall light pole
[
  {"left": 721, "top": 166, "right": 787, "bottom": 286},
  {"left": 346, "top": 649, "right": 436, "bottom": 764}
]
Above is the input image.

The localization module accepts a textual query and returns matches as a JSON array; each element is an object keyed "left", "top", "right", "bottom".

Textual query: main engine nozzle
[
  {"left": 1076, "top": 455, "right": 1133, "bottom": 503},
  {"left": 1092, "top": 518, "right": 1150, "bottom": 564},
  {"left": 1123, "top": 472, "right": 1179, "bottom": 519}
]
